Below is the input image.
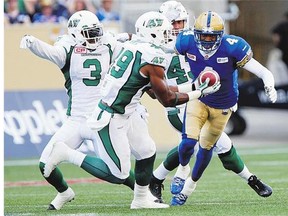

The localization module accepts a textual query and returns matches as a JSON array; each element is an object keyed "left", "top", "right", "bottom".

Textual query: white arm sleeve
[
  {"left": 28, "top": 37, "right": 67, "bottom": 69},
  {"left": 243, "top": 58, "right": 275, "bottom": 87}
]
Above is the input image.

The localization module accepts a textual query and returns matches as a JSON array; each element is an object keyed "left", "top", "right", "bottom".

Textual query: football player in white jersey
[
  {"left": 20, "top": 10, "right": 137, "bottom": 210},
  {"left": 148, "top": 1, "right": 273, "bottom": 204},
  {"left": 42, "top": 11, "right": 220, "bottom": 209}
]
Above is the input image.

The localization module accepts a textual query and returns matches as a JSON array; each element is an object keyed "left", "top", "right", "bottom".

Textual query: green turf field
[{"left": 4, "top": 145, "right": 288, "bottom": 216}]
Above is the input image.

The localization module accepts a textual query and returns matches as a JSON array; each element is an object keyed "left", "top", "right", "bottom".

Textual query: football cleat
[
  {"left": 147, "top": 188, "right": 163, "bottom": 203},
  {"left": 130, "top": 199, "right": 169, "bottom": 209},
  {"left": 44, "top": 142, "right": 71, "bottom": 178},
  {"left": 48, "top": 187, "right": 75, "bottom": 210},
  {"left": 248, "top": 175, "right": 273, "bottom": 197},
  {"left": 170, "top": 193, "right": 188, "bottom": 206},
  {"left": 170, "top": 176, "right": 185, "bottom": 194},
  {"left": 149, "top": 178, "right": 165, "bottom": 203}
]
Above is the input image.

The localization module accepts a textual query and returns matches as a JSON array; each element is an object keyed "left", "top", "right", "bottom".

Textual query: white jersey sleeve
[
  {"left": 54, "top": 34, "right": 76, "bottom": 48},
  {"left": 28, "top": 36, "right": 69, "bottom": 69}
]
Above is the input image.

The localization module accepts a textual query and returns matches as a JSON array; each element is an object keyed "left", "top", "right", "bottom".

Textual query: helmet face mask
[
  {"left": 159, "top": 0, "right": 189, "bottom": 36},
  {"left": 67, "top": 10, "right": 103, "bottom": 49},
  {"left": 194, "top": 11, "right": 224, "bottom": 53},
  {"left": 81, "top": 25, "right": 103, "bottom": 47},
  {"left": 135, "top": 11, "right": 172, "bottom": 46}
]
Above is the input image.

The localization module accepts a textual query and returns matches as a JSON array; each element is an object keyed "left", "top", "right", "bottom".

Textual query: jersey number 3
[{"left": 82, "top": 59, "right": 102, "bottom": 86}]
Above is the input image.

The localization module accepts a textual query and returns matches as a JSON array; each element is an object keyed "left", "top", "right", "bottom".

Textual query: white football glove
[
  {"left": 20, "top": 35, "right": 35, "bottom": 49},
  {"left": 264, "top": 86, "right": 277, "bottom": 103},
  {"left": 193, "top": 78, "right": 221, "bottom": 97}
]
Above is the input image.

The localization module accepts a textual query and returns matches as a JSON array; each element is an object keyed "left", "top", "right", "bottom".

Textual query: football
[{"left": 198, "top": 69, "right": 220, "bottom": 86}]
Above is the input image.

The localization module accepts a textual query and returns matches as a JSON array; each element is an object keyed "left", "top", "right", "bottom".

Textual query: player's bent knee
[
  {"left": 199, "top": 142, "right": 214, "bottom": 150},
  {"left": 134, "top": 143, "right": 156, "bottom": 160},
  {"left": 200, "top": 134, "right": 221, "bottom": 150},
  {"left": 113, "top": 165, "right": 130, "bottom": 180},
  {"left": 119, "top": 170, "right": 130, "bottom": 180},
  {"left": 214, "top": 132, "right": 232, "bottom": 154},
  {"left": 179, "top": 138, "right": 197, "bottom": 154}
]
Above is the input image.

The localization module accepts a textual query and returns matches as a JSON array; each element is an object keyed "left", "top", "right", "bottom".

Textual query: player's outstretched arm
[
  {"left": 243, "top": 58, "right": 277, "bottom": 103},
  {"left": 20, "top": 35, "right": 66, "bottom": 68}
]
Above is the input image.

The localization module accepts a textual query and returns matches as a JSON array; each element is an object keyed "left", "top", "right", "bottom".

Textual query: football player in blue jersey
[
  {"left": 149, "top": 1, "right": 274, "bottom": 205},
  {"left": 170, "top": 10, "right": 277, "bottom": 206}
]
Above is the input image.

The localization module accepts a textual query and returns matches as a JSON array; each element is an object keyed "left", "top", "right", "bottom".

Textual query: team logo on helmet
[{"left": 146, "top": 19, "right": 164, "bottom": 28}]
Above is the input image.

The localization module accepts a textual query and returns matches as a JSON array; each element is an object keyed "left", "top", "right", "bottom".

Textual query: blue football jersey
[{"left": 175, "top": 30, "right": 253, "bottom": 109}]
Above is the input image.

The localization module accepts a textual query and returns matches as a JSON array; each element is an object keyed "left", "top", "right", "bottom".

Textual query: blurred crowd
[{"left": 4, "top": 0, "right": 120, "bottom": 25}]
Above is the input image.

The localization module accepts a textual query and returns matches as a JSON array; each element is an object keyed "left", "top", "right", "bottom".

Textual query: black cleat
[
  {"left": 248, "top": 175, "right": 272, "bottom": 197},
  {"left": 149, "top": 176, "right": 165, "bottom": 203},
  {"left": 47, "top": 204, "right": 56, "bottom": 210}
]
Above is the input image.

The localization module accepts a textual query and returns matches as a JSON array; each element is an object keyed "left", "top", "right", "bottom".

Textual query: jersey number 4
[{"left": 167, "top": 56, "right": 192, "bottom": 85}]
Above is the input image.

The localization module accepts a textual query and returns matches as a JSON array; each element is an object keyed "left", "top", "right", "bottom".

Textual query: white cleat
[
  {"left": 130, "top": 199, "right": 169, "bottom": 209},
  {"left": 147, "top": 190, "right": 161, "bottom": 203},
  {"left": 48, "top": 187, "right": 75, "bottom": 210},
  {"left": 44, "top": 142, "right": 70, "bottom": 178}
]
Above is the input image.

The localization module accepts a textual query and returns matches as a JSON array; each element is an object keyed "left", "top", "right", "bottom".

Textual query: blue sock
[
  {"left": 178, "top": 137, "right": 197, "bottom": 166},
  {"left": 192, "top": 146, "right": 213, "bottom": 181}
]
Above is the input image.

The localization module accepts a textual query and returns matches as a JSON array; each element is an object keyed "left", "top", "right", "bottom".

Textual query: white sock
[
  {"left": 237, "top": 166, "right": 253, "bottom": 182},
  {"left": 133, "top": 183, "right": 148, "bottom": 200},
  {"left": 175, "top": 164, "right": 191, "bottom": 179},
  {"left": 153, "top": 163, "right": 170, "bottom": 180},
  {"left": 181, "top": 177, "right": 197, "bottom": 197}
]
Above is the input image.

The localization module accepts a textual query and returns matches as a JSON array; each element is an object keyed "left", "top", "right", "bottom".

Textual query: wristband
[
  {"left": 173, "top": 92, "right": 179, "bottom": 106},
  {"left": 178, "top": 84, "right": 192, "bottom": 93},
  {"left": 187, "top": 91, "right": 201, "bottom": 101}
]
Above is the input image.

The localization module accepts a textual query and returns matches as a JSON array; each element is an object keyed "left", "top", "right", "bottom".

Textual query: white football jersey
[
  {"left": 59, "top": 34, "right": 117, "bottom": 118},
  {"left": 29, "top": 34, "right": 117, "bottom": 119},
  {"left": 101, "top": 40, "right": 168, "bottom": 115}
]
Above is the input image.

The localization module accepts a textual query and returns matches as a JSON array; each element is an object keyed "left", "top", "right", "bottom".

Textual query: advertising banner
[{"left": 4, "top": 90, "right": 94, "bottom": 159}]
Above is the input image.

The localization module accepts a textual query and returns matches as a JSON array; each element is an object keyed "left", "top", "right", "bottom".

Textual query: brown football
[{"left": 198, "top": 70, "right": 220, "bottom": 86}]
